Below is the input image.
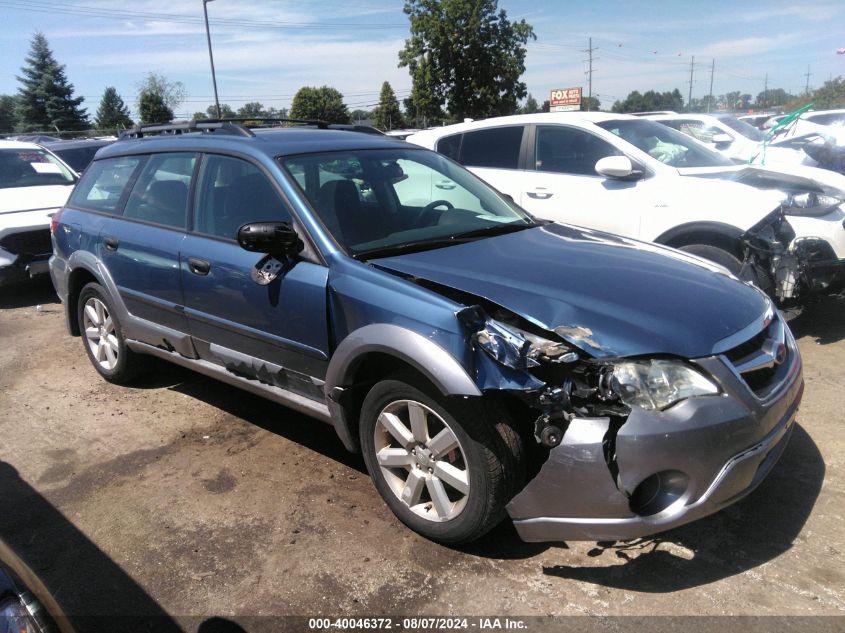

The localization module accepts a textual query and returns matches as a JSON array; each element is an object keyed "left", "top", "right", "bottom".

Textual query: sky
[{"left": 0, "top": 0, "right": 844, "bottom": 122}]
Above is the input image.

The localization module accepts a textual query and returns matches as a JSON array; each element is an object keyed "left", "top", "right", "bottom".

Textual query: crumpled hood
[
  {"left": 374, "top": 224, "right": 768, "bottom": 358},
  {"left": 0, "top": 184, "right": 73, "bottom": 214},
  {"left": 679, "top": 164, "right": 845, "bottom": 199}
]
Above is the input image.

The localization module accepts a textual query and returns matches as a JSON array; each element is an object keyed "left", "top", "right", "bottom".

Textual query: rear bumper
[{"left": 507, "top": 325, "right": 804, "bottom": 543}]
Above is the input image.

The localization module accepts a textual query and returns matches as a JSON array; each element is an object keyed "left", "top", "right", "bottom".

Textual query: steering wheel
[{"left": 424, "top": 199, "right": 454, "bottom": 212}]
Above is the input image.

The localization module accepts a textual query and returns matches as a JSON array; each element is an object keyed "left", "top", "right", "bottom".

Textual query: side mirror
[
  {"left": 237, "top": 222, "right": 303, "bottom": 258},
  {"left": 595, "top": 156, "right": 643, "bottom": 180},
  {"left": 712, "top": 133, "right": 733, "bottom": 144}
]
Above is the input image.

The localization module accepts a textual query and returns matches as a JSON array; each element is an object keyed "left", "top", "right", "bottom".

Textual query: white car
[
  {"left": 639, "top": 112, "right": 818, "bottom": 168},
  {"left": 407, "top": 112, "right": 845, "bottom": 305},
  {"left": 0, "top": 140, "right": 76, "bottom": 286}
]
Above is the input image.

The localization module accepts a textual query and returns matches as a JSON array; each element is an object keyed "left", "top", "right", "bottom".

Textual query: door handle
[
  {"left": 527, "top": 189, "right": 553, "bottom": 200},
  {"left": 103, "top": 236, "right": 119, "bottom": 251},
  {"left": 188, "top": 257, "right": 211, "bottom": 276},
  {"left": 435, "top": 180, "right": 456, "bottom": 190}
]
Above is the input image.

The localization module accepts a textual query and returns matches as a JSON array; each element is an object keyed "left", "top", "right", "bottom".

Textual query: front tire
[
  {"left": 679, "top": 243, "right": 743, "bottom": 275},
  {"left": 359, "top": 378, "right": 521, "bottom": 544},
  {"left": 77, "top": 282, "right": 145, "bottom": 384}
]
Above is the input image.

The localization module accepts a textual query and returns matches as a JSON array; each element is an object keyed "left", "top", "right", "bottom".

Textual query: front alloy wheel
[{"left": 374, "top": 399, "right": 470, "bottom": 522}]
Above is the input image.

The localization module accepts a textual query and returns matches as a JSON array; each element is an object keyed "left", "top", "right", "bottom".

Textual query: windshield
[
  {"left": 716, "top": 115, "right": 766, "bottom": 141},
  {"left": 0, "top": 148, "right": 76, "bottom": 189},
  {"left": 596, "top": 119, "right": 734, "bottom": 167},
  {"left": 281, "top": 148, "right": 536, "bottom": 258}
]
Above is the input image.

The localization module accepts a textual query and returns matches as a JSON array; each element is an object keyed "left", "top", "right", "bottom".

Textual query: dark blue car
[{"left": 49, "top": 121, "right": 803, "bottom": 544}]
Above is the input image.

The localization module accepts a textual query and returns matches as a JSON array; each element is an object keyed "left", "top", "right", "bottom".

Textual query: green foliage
[
  {"left": 136, "top": 73, "right": 185, "bottom": 124},
  {"left": 518, "top": 93, "right": 539, "bottom": 114},
  {"left": 0, "top": 95, "right": 19, "bottom": 133},
  {"left": 374, "top": 82, "right": 405, "bottom": 130},
  {"left": 809, "top": 76, "right": 845, "bottom": 109},
  {"left": 95, "top": 87, "right": 133, "bottom": 130},
  {"left": 350, "top": 109, "right": 374, "bottom": 122},
  {"left": 289, "top": 86, "right": 350, "bottom": 123},
  {"left": 16, "top": 32, "right": 88, "bottom": 132},
  {"left": 580, "top": 96, "right": 600, "bottom": 112},
  {"left": 237, "top": 102, "right": 267, "bottom": 118},
  {"left": 755, "top": 88, "right": 794, "bottom": 109},
  {"left": 399, "top": 0, "right": 535, "bottom": 121},
  {"left": 139, "top": 92, "right": 172, "bottom": 124},
  {"left": 611, "top": 89, "right": 683, "bottom": 113}
]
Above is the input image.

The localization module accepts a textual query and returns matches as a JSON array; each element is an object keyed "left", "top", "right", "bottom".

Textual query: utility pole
[
  {"left": 202, "top": 0, "right": 221, "bottom": 119},
  {"left": 804, "top": 65, "right": 812, "bottom": 96},
  {"left": 707, "top": 59, "right": 715, "bottom": 113},
  {"left": 582, "top": 37, "right": 599, "bottom": 110},
  {"left": 763, "top": 73, "right": 768, "bottom": 108},
  {"left": 687, "top": 56, "right": 695, "bottom": 112}
]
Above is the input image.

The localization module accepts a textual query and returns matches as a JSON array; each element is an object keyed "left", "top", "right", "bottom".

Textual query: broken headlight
[
  {"left": 783, "top": 192, "right": 841, "bottom": 217},
  {"left": 609, "top": 360, "right": 719, "bottom": 411},
  {"left": 472, "top": 318, "right": 576, "bottom": 370}
]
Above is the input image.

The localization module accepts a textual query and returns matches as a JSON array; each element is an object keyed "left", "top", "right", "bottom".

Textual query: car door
[
  {"left": 98, "top": 152, "right": 194, "bottom": 334},
  {"left": 180, "top": 154, "right": 329, "bottom": 399},
  {"left": 513, "top": 124, "right": 643, "bottom": 237}
]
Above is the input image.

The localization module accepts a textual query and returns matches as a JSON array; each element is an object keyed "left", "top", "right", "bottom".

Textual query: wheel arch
[
  {"left": 654, "top": 221, "right": 745, "bottom": 259},
  {"left": 65, "top": 265, "right": 103, "bottom": 336},
  {"left": 324, "top": 324, "right": 481, "bottom": 452}
]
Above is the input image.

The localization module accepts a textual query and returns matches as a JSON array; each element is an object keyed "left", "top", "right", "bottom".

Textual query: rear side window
[
  {"left": 0, "top": 148, "right": 76, "bottom": 189},
  {"left": 436, "top": 134, "right": 462, "bottom": 161},
  {"left": 68, "top": 156, "right": 143, "bottom": 214},
  {"left": 455, "top": 127, "right": 523, "bottom": 169},
  {"left": 194, "top": 155, "right": 292, "bottom": 240},
  {"left": 123, "top": 153, "right": 196, "bottom": 229}
]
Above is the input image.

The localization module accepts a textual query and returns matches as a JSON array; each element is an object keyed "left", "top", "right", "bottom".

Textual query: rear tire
[
  {"left": 679, "top": 243, "right": 743, "bottom": 275},
  {"left": 77, "top": 282, "right": 146, "bottom": 384},
  {"left": 359, "top": 378, "right": 522, "bottom": 544}
]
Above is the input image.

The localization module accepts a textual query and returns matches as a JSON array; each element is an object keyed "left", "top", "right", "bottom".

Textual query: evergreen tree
[
  {"left": 95, "top": 87, "right": 133, "bottom": 130},
  {"left": 136, "top": 73, "right": 184, "bottom": 124},
  {"left": 0, "top": 95, "right": 18, "bottom": 134},
  {"left": 289, "top": 86, "right": 350, "bottom": 123},
  {"left": 374, "top": 82, "right": 405, "bottom": 130},
  {"left": 138, "top": 91, "right": 173, "bottom": 124},
  {"left": 16, "top": 32, "right": 88, "bottom": 132},
  {"left": 519, "top": 93, "right": 539, "bottom": 114}
]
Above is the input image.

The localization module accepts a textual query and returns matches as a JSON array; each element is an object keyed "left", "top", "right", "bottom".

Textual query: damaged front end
[
  {"left": 739, "top": 208, "right": 844, "bottom": 305},
  {"left": 456, "top": 302, "right": 803, "bottom": 542}
]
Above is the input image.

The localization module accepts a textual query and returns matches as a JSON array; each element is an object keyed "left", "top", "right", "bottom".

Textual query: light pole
[{"left": 202, "top": 0, "right": 221, "bottom": 119}]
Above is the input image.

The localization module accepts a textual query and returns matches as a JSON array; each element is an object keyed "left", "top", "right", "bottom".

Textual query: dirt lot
[{"left": 1, "top": 278, "right": 843, "bottom": 632}]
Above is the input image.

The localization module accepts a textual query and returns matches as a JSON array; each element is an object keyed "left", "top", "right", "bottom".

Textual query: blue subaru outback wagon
[{"left": 50, "top": 120, "right": 803, "bottom": 544}]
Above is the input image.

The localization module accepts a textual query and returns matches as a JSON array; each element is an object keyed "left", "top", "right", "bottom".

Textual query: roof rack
[{"left": 119, "top": 118, "right": 384, "bottom": 140}]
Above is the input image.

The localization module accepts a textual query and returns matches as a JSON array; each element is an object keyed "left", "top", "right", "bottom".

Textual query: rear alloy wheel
[
  {"left": 77, "top": 282, "right": 145, "bottom": 384},
  {"left": 360, "top": 378, "right": 522, "bottom": 544}
]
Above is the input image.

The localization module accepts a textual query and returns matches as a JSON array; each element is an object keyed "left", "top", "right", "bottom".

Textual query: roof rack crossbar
[{"left": 120, "top": 120, "right": 256, "bottom": 139}]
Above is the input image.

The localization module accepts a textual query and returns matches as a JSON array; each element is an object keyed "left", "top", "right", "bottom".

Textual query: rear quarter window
[{"left": 68, "top": 156, "right": 143, "bottom": 214}]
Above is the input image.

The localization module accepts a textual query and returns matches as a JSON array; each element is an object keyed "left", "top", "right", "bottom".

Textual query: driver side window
[{"left": 535, "top": 125, "right": 621, "bottom": 176}]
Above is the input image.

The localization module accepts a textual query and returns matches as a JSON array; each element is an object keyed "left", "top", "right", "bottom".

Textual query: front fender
[{"left": 324, "top": 323, "right": 481, "bottom": 451}]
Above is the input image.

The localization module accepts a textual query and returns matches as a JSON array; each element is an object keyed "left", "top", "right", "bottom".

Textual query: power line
[{"left": 582, "top": 37, "right": 599, "bottom": 110}]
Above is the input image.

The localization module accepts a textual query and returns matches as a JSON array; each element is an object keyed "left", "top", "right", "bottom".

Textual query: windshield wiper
[{"left": 353, "top": 221, "right": 542, "bottom": 260}]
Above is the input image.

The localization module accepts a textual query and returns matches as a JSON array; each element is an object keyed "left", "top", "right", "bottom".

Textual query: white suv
[
  {"left": 0, "top": 140, "right": 76, "bottom": 286},
  {"left": 407, "top": 113, "right": 845, "bottom": 305}
]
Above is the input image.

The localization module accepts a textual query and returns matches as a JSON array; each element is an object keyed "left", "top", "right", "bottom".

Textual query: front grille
[
  {"left": 0, "top": 229, "right": 52, "bottom": 259},
  {"left": 723, "top": 315, "right": 791, "bottom": 399}
]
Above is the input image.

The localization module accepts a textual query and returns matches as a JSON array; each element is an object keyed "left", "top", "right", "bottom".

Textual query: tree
[
  {"left": 136, "top": 73, "right": 185, "bottom": 124},
  {"left": 374, "top": 81, "right": 405, "bottom": 130},
  {"left": 580, "top": 96, "right": 600, "bottom": 112},
  {"left": 399, "top": 0, "right": 535, "bottom": 121},
  {"left": 808, "top": 77, "right": 845, "bottom": 109},
  {"left": 519, "top": 93, "right": 539, "bottom": 114},
  {"left": 237, "top": 102, "right": 267, "bottom": 118},
  {"left": 0, "top": 95, "right": 18, "bottom": 133},
  {"left": 350, "top": 109, "right": 374, "bottom": 123},
  {"left": 612, "top": 89, "right": 683, "bottom": 113},
  {"left": 289, "top": 86, "right": 350, "bottom": 123},
  {"left": 94, "top": 87, "right": 133, "bottom": 130},
  {"left": 540, "top": 99, "right": 550, "bottom": 113},
  {"left": 755, "top": 88, "right": 794, "bottom": 109},
  {"left": 16, "top": 32, "right": 88, "bottom": 132}
]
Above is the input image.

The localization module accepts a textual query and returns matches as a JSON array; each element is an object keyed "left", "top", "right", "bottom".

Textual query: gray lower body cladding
[{"left": 507, "top": 337, "right": 804, "bottom": 542}]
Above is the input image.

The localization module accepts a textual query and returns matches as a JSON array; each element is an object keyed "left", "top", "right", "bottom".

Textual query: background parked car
[
  {"left": 0, "top": 140, "right": 76, "bottom": 286},
  {"left": 407, "top": 113, "right": 845, "bottom": 306},
  {"left": 43, "top": 138, "right": 114, "bottom": 175}
]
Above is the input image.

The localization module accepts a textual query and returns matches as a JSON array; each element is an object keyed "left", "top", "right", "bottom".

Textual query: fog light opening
[{"left": 629, "top": 470, "right": 689, "bottom": 516}]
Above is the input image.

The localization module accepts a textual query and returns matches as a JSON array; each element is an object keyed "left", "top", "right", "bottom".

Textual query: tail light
[{"left": 50, "top": 207, "right": 64, "bottom": 235}]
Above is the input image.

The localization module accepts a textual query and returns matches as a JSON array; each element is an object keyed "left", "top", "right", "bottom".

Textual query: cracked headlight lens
[{"left": 610, "top": 360, "right": 719, "bottom": 411}]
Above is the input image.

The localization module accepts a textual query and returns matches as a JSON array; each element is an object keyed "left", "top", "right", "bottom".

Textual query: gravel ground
[{"left": 0, "top": 278, "right": 843, "bottom": 633}]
